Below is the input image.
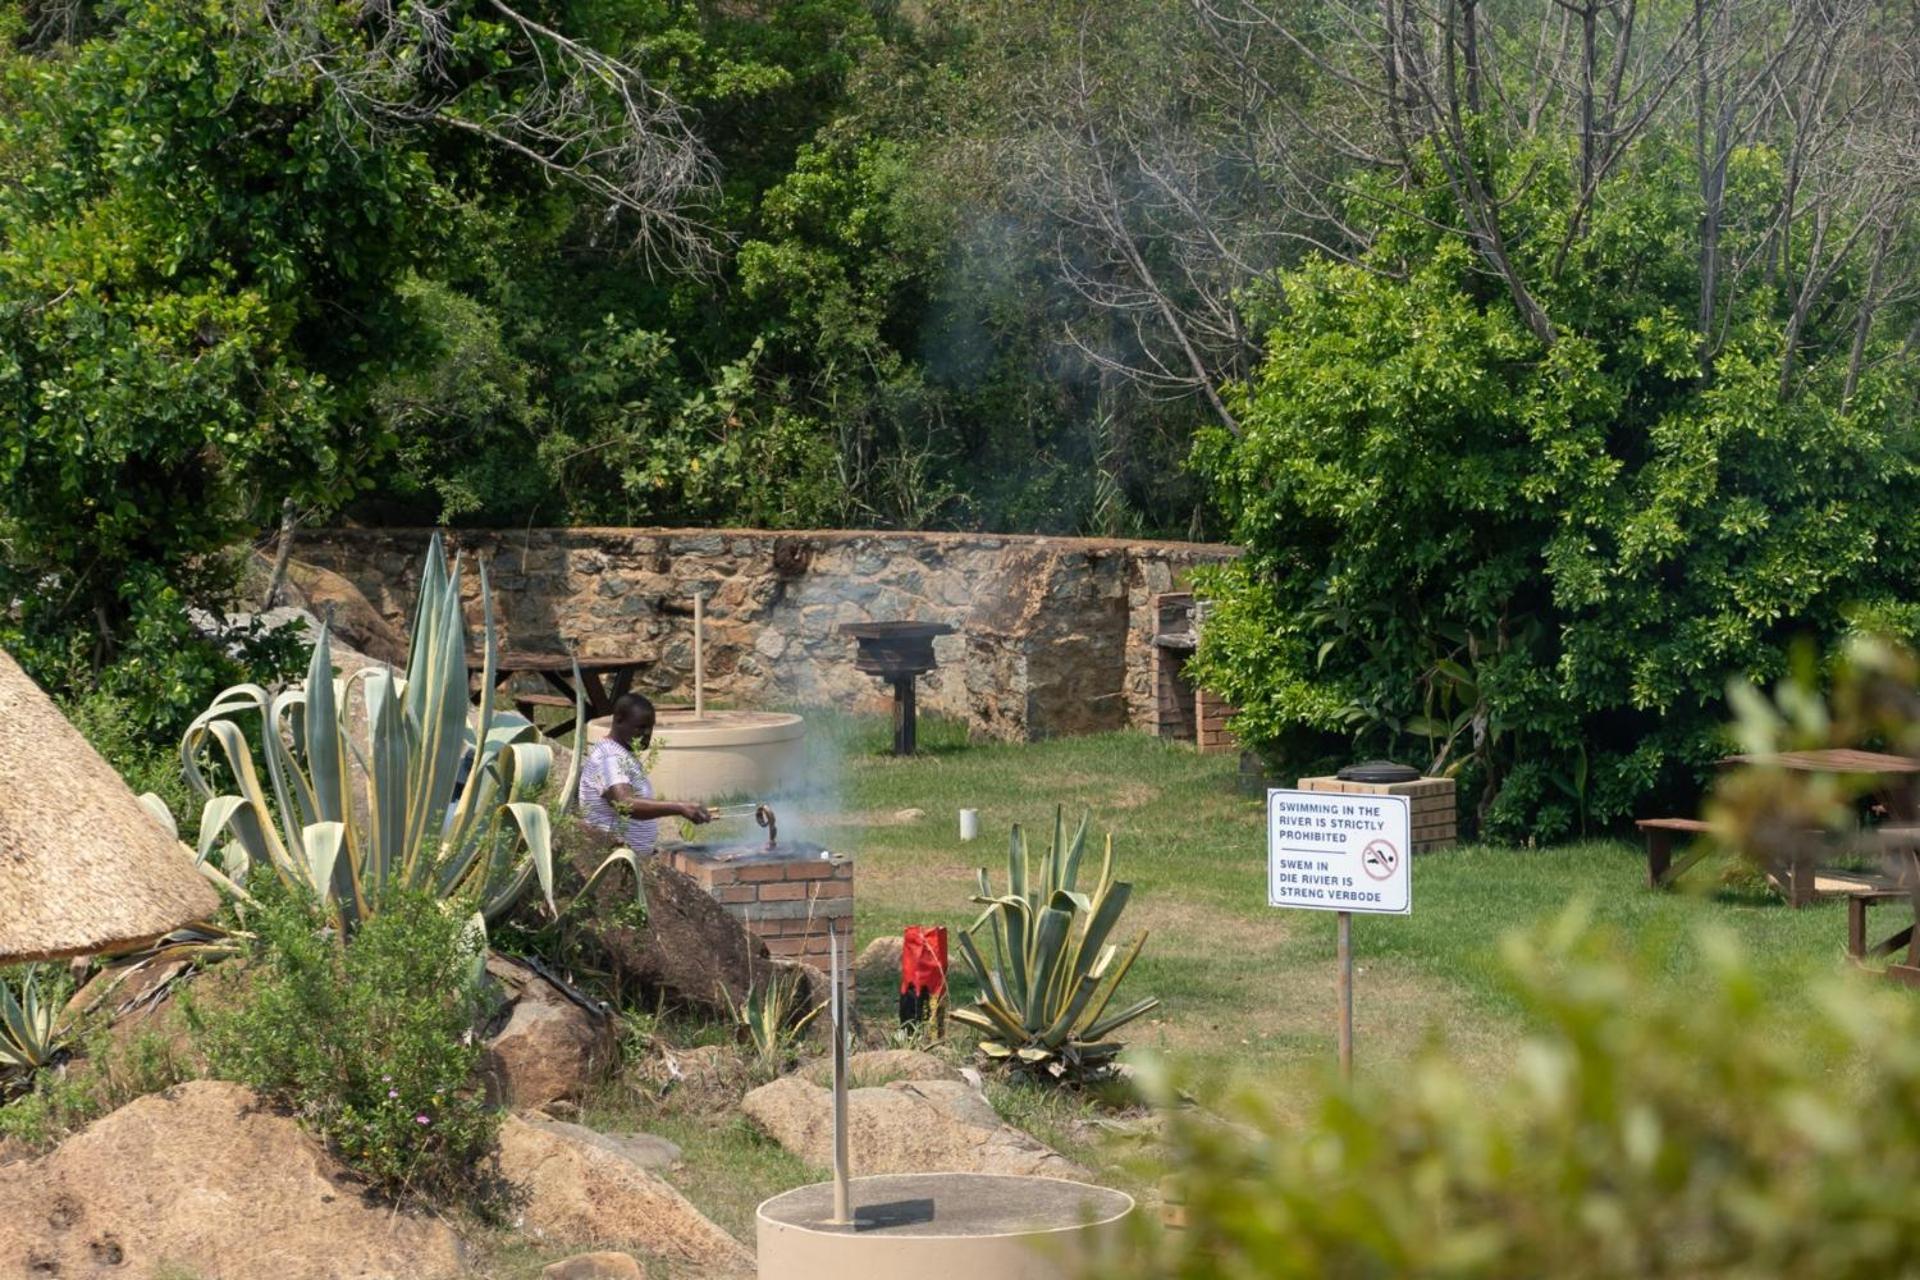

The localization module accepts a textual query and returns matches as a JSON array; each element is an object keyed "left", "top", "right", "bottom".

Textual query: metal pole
[
  {"left": 829, "top": 929, "right": 852, "bottom": 1225},
  {"left": 1336, "top": 910, "right": 1353, "bottom": 1083},
  {"left": 892, "top": 676, "right": 916, "bottom": 756}
]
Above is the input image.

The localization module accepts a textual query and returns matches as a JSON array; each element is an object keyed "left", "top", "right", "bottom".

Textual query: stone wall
[{"left": 295, "top": 527, "right": 1238, "bottom": 741}]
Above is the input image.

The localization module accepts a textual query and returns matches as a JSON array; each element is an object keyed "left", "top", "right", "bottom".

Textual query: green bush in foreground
[
  {"left": 1124, "top": 911, "right": 1920, "bottom": 1278},
  {"left": 194, "top": 888, "right": 499, "bottom": 1207}
]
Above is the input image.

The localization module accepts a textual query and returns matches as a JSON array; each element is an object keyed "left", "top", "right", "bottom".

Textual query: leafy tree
[
  {"left": 1191, "top": 136, "right": 1920, "bottom": 839},
  {"left": 0, "top": 0, "right": 710, "bottom": 734}
]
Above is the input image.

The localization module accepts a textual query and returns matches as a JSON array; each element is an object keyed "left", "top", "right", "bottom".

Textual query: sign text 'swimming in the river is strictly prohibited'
[{"left": 1266, "top": 789, "right": 1411, "bottom": 915}]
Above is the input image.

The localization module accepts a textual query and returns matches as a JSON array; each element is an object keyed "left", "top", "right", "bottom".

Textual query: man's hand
[{"left": 679, "top": 803, "right": 714, "bottom": 824}]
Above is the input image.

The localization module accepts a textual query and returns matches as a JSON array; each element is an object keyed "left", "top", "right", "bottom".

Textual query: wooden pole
[
  {"left": 1336, "top": 911, "right": 1353, "bottom": 1082},
  {"left": 693, "top": 592, "right": 705, "bottom": 720}
]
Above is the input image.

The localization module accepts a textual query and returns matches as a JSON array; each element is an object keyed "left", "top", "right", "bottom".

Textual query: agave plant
[
  {"left": 721, "top": 971, "right": 825, "bottom": 1079},
  {"left": 0, "top": 965, "right": 72, "bottom": 1081},
  {"left": 182, "top": 534, "right": 638, "bottom": 932},
  {"left": 952, "top": 809, "right": 1159, "bottom": 1080}
]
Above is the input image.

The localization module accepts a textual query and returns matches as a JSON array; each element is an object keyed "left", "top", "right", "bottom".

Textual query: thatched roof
[{"left": 0, "top": 649, "right": 219, "bottom": 962}]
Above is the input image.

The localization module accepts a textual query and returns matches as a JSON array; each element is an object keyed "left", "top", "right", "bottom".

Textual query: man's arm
[{"left": 603, "top": 782, "right": 712, "bottom": 824}]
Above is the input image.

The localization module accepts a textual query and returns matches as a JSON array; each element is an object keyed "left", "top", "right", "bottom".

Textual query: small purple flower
[
  {"left": 415, "top": 1113, "right": 431, "bottom": 1126},
  {"left": 388, "top": 1089, "right": 399, "bottom": 1099},
  {"left": 381, "top": 1074, "right": 392, "bottom": 1083}
]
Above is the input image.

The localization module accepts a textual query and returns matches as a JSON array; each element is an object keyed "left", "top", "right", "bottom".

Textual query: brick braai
[{"left": 667, "top": 844, "right": 854, "bottom": 967}]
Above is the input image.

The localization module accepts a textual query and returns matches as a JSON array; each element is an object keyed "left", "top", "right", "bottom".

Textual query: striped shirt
[{"left": 579, "top": 737, "right": 659, "bottom": 854}]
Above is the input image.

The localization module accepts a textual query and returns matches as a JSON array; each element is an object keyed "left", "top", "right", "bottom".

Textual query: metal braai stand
[
  {"left": 840, "top": 622, "right": 955, "bottom": 756},
  {"left": 828, "top": 930, "right": 853, "bottom": 1226}
]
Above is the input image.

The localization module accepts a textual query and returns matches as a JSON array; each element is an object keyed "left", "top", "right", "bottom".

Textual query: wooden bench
[
  {"left": 506, "top": 691, "right": 576, "bottom": 733},
  {"left": 1638, "top": 816, "right": 1913, "bottom": 907},
  {"left": 1848, "top": 890, "right": 1914, "bottom": 962},
  {"left": 1636, "top": 817, "right": 1712, "bottom": 888}
]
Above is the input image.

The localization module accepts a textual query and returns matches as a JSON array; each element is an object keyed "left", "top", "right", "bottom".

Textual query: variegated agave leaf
[{"left": 179, "top": 533, "right": 619, "bottom": 934}]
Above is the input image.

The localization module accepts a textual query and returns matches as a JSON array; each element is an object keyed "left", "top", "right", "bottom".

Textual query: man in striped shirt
[{"left": 579, "top": 693, "right": 712, "bottom": 854}]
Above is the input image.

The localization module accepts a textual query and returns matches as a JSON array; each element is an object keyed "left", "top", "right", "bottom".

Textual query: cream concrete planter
[
  {"left": 757, "top": 1173, "right": 1134, "bottom": 1280},
  {"left": 587, "top": 708, "right": 806, "bottom": 803}
]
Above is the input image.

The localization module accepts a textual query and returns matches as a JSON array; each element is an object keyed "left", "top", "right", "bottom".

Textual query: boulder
[
  {"left": 285, "top": 559, "right": 410, "bottom": 666},
  {"left": 771, "top": 958, "right": 833, "bottom": 1043},
  {"left": 544, "top": 1252, "right": 646, "bottom": 1280},
  {"left": 497, "top": 1114, "right": 752, "bottom": 1270},
  {"left": 482, "top": 956, "right": 616, "bottom": 1111},
  {"left": 0, "top": 1080, "right": 464, "bottom": 1280},
  {"left": 631, "top": 1042, "right": 745, "bottom": 1104},
  {"left": 740, "top": 1075, "right": 1085, "bottom": 1180},
  {"left": 800, "top": 1048, "right": 963, "bottom": 1088},
  {"left": 521, "top": 827, "right": 781, "bottom": 1015},
  {"left": 854, "top": 935, "right": 902, "bottom": 989},
  {"left": 516, "top": 1115, "right": 680, "bottom": 1171}
]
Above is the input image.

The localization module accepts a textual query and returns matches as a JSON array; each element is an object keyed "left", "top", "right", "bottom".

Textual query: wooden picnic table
[
  {"left": 466, "top": 651, "right": 649, "bottom": 737},
  {"left": 1721, "top": 748, "right": 1919, "bottom": 813},
  {"left": 1641, "top": 749, "right": 1920, "bottom": 899},
  {"left": 1724, "top": 749, "right": 1920, "bottom": 984}
]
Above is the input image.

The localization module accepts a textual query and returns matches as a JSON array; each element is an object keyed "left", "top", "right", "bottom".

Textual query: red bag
[{"left": 899, "top": 926, "right": 948, "bottom": 1028}]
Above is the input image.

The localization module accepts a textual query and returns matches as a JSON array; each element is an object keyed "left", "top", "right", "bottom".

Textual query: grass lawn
[
  {"left": 476, "top": 711, "right": 1888, "bottom": 1276},
  {"left": 792, "top": 711, "right": 1866, "bottom": 1097}
]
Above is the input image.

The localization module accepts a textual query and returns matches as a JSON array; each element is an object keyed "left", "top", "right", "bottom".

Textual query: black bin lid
[{"left": 1336, "top": 759, "right": 1421, "bottom": 784}]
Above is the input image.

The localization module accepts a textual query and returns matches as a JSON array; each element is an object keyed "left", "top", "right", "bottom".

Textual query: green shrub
[
  {"left": 0, "top": 1064, "right": 100, "bottom": 1149},
  {"left": 1123, "top": 911, "right": 1920, "bottom": 1279},
  {"left": 194, "top": 888, "right": 501, "bottom": 1207}
]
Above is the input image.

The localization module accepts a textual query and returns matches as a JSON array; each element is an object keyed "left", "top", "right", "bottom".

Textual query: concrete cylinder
[
  {"left": 758, "top": 1173, "right": 1134, "bottom": 1280},
  {"left": 958, "top": 808, "right": 980, "bottom": 841},
  {"left": 588, "top": 709, "right": 806, "bottom": 802}
]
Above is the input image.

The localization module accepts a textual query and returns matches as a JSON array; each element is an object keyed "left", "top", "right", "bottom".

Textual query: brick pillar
[
  {"left": 1195, "top": 687, "right": 1238, "bottom": 755},
  {"left": 669, "top": 848, "right": 855, "bottom": 973},
  {"left": 1295, "top": 775, "right": 1458, "bottom": 853}
]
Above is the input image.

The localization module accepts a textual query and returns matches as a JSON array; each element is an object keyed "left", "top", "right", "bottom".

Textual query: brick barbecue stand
[
  {"left": 1295, "top": 770, "right": 1458, "bottom": 854},
  {"left": 669, "top": 844, "right": 854, "bottom": 970}
]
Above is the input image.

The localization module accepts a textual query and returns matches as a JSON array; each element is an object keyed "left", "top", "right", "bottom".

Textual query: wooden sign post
[{"left": 1267, "top": 788, "right": 1412, "bottom": 1081}]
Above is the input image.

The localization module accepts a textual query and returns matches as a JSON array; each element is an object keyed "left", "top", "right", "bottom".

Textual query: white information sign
[{"left": 1267, "top": 788, "right": 1411, "bottom": 915}]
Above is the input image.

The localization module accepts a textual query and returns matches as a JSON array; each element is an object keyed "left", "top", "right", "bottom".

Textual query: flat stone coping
[{"left": 758, "top": 1173, "right": 1133, "bottom": 1238}]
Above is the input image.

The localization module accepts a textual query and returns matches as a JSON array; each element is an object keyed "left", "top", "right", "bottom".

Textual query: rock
[
  {"left": 482, "top": 956, "right": 616, "bottom": 1112},
  {"left": 497, "top": 1114, "right": 752, "bottom": 1270},
  {"left": 770, "top": 958, "right": 832, "bottom": 1040},
  {"left": 522, "top": 826, "right": 781, "bottom": 1016},
  {"left": 544, "top": 1252, "right": 646, "bottom": 1280},
  {"left": 0, "top": 1081, "right": 463, "bottom": 1280},
  {"left": 285, "top": 559, "right": 410, "bottom": 666},
  {"left": 893, "top": 807, "right": 927, "bottom": 822},
  {"left": 854, "top": 935, "right": 903, "bottom": 989},
  {"left": 518, "top": 1115, "right": 681, "bottom": 1171},
  {"left": 740, "top": 1076, "right": 1085, "bottom": 1180},
  {"left": 631, "top": 1042, "right": 743, "bottom": 1102},
  {"left": 800, "top": 1049, "right": 962, "bottom": 1088}
]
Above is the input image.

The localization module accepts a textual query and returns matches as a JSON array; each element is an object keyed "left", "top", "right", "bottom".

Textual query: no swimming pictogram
[{"left": 1360, "top": 838, "right": 1400, "bottom": 881}]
